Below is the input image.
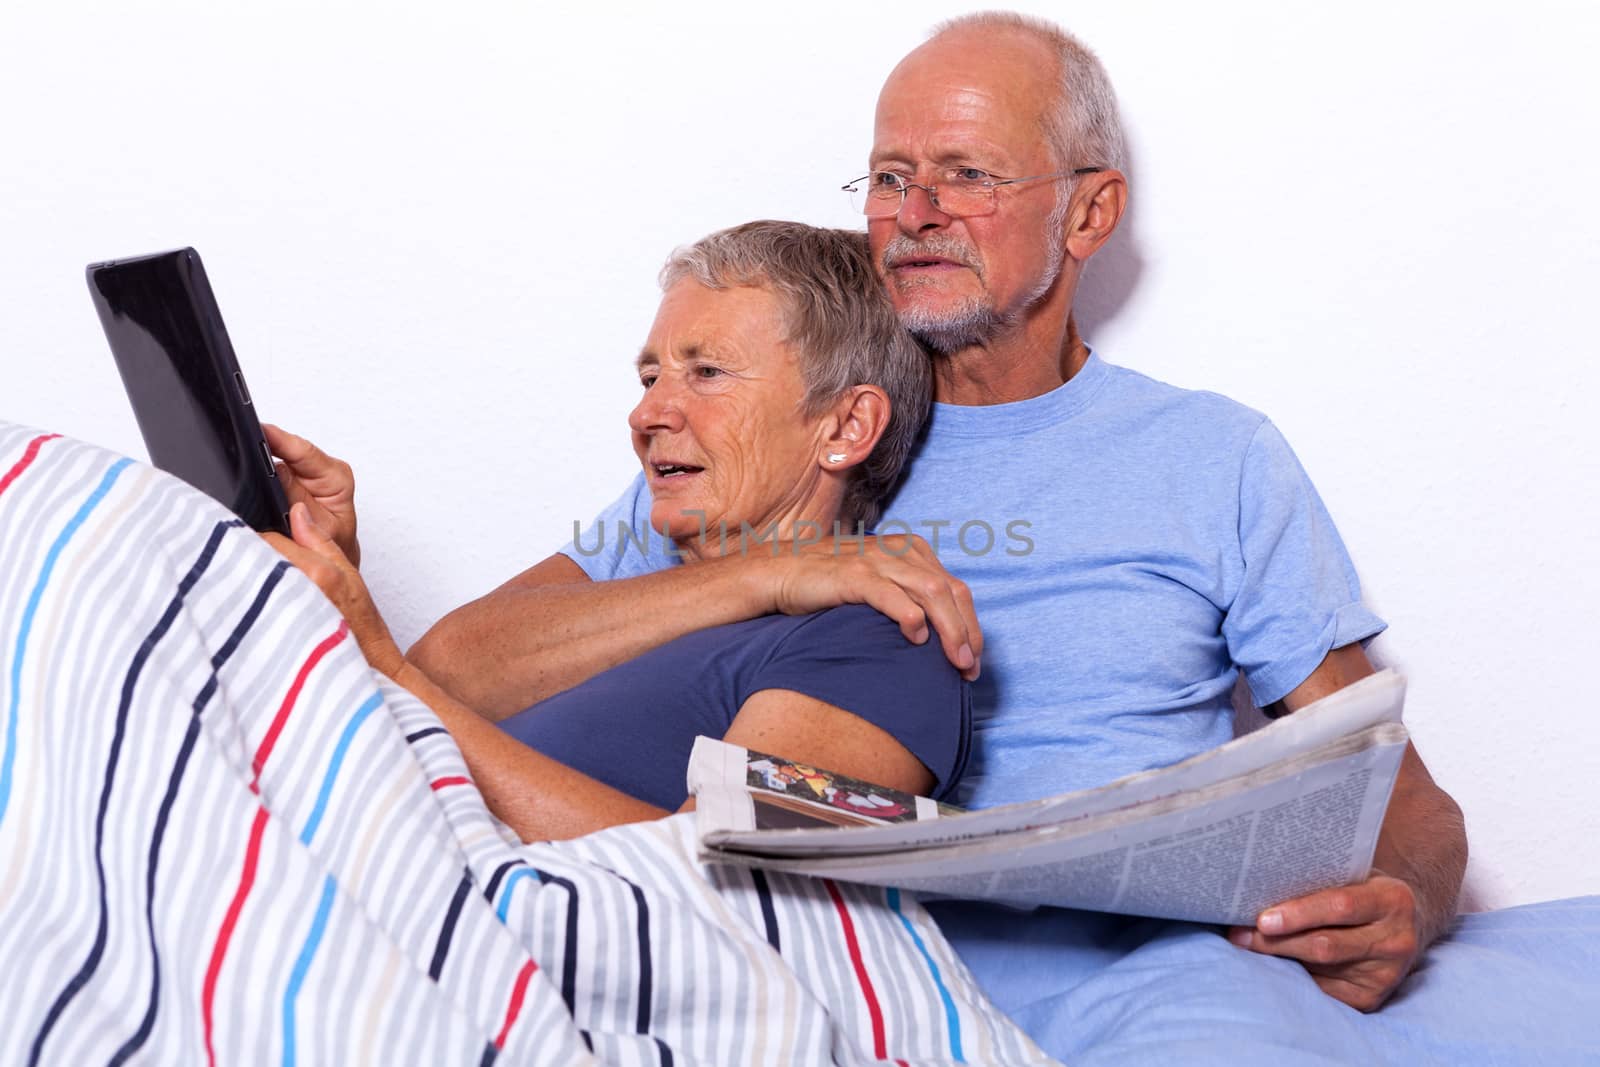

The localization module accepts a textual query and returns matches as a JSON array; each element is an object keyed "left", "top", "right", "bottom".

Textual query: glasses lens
[
  {"left": 845, "top": 173, "right": 1002, "bottom": 218},
  {"left": 934, "top": 174, "right": 996, "bottom": 218},
  {"left": 848, "top": 179, "right": 901, "bottom": 217}
]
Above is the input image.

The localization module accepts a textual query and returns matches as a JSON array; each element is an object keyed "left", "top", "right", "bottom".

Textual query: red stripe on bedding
[
  {"left": 0, "top": 433, "right": 61, "bottom": 500},
  {"left": 430, "top": 776, "right": 473, "bottom": 791},
  {"left": 824, "top": 878, "right": 888, "bottom": 1061},
  {"left": 493, "top": 958, "right": 540, "bottom": 1050},
  {"left": 201, "top": 806, "right": 271, "bottom": 1067},
  {"left": 249, "top": 620, "right": 349, "bottom": 793}
]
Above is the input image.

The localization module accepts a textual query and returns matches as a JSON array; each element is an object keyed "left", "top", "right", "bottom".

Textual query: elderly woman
[
  {"left": 0, "top": 223, "right": 1057, "bottom": 1065},
  {"left": 269, "top": 220, "right": 969, "bottom": 841}
]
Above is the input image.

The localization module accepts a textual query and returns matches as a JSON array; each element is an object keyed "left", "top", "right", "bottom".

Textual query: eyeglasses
[{"left": 842, "top": 166, "right": 1105, "bottom": 218}]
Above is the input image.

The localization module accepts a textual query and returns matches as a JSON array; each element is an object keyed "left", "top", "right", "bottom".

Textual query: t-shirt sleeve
[
  {"left": 1225, "top": 419, "right": 1387, "bottom": 707},
  {"left": 557, "top": 471, "right": 682, "bottom": 581},
  {"left": 750, "top": 605, "right": 972, "bottom": 800}
]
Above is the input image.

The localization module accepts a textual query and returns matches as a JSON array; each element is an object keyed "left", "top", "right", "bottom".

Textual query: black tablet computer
[{"left": 86, "top": 247, "right": 290, "bottom": 535}]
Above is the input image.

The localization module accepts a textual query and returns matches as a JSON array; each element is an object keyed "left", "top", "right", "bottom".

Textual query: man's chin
[{"left": 899, "top": 302, "right": 1003, "bottom": 355}]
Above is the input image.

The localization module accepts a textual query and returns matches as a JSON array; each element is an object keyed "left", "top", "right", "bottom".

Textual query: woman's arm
[
  {"left": 266, "top": 505, "right": 941, "bottom": 839},
  {"left": 724, "top": 688, "right": 935, "bottom": 796},
  {"left": 392, "top": 659, "right": 669, "bottom": 840},
  {"left": 265, "top": 504, "right": 665, "bottom": 842},
  {"left": 383, "top": 671, "right": 934, "bottom": 840},
  {"left": 266, "top": 425, "right": 981, "bottom": 717}
]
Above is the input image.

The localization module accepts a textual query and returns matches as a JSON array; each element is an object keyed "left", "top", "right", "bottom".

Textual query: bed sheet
[
  {"left": 0, "top": 422, "right": 1050, "bottom": 1066},
  {"left": 930, "top": 893, "right": 1600, "bottom": 1065}
]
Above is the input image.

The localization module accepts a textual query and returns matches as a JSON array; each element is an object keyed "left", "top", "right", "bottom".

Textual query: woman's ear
[{"left": 821, "top": 385, "right": 890, "bottom": 470}]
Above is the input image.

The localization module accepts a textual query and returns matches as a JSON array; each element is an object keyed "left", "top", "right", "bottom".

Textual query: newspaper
[{"left": 690, "top": 669, "right": 1410, "bottom": 925}]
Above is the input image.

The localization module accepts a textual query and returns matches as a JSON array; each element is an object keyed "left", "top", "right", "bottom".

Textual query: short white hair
[
  {"left": 660, "top": 222, "right": 932, "bottom": 530},
  {"left": 929, "top": 11, "right": 1127, "bottom": 172}
]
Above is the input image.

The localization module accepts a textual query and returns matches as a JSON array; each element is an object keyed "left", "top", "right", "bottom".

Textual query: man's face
[{"left": 868, "top": 33, "right": 1068, "bottom": 351}]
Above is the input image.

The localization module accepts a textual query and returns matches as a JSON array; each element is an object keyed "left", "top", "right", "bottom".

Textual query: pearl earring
[{"left": 827, "top": 453, "right": 847, "bottom": 464}]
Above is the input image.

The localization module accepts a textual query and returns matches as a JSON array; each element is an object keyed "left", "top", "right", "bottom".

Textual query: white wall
[{"left": 3, "top": 1, "right": 1597, "bottom": 911}]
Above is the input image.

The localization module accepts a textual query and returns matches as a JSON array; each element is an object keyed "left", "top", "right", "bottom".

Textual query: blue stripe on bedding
[
  {"left": 2, "top": 457, "right": 131, "bottom": 828},
  {"left": 300, "top": 692, "right": 384, "bottom": 845},
  {"left": 31, "top": 518, "right": 237, "bottom": 1067},
  {"left": 496, "top": 866, "right": 540, "bottom": 923},
  {"left": 889, "top": 887, "right": 965, "bottom": 1062},
  {"left": 283, "top": 874, "right": 339, "bottom": 1067}
]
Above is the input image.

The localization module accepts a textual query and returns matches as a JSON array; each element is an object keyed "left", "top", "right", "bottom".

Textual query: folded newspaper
[{"left": 689, "top": 669, "right": 1410, "bottom": 925}]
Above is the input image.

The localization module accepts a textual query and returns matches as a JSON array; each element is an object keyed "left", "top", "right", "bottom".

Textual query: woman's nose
[{"left": 628, "top": 380, "right": 685, "bottom": 434}]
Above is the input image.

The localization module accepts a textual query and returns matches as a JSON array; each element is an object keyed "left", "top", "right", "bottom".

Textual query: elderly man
[{"left": 392, "top": 10, "right": 1486, "bottom": 1059}]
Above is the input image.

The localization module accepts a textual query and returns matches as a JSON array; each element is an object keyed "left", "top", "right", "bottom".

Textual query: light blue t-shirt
[{"left": 560, "top": 352, "right": 1385, "bottom": 810}]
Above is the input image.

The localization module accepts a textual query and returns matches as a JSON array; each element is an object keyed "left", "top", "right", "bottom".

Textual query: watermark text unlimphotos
[{"left": 570, "top": 511, "right": 1035, "bottom": 559}]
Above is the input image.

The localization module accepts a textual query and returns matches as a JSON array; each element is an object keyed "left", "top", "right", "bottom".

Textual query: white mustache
[{"left": 881, "top": 234, "right": 983, "bottom": 276}]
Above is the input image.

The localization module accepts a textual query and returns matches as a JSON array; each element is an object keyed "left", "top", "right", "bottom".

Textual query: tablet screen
[{"left": 88, "top": 248, "right": 290, "bottom": 534}]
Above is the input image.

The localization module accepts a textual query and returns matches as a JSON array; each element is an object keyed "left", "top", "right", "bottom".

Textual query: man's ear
[
  {"left": 821, "top": 385, "right": 890, "bottom": 471},
  {"left": 1065, "top": 169, "right": 1128, "bottom": 262}
]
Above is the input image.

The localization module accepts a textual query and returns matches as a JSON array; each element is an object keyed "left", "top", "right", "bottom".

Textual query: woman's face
[{"left": 629, "top": 280, "right": 829, "bottom": 555}]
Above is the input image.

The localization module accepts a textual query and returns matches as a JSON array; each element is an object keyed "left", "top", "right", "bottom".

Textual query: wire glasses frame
[{"left": 842, "top": 166, "right": 1105, "bottom": 218}]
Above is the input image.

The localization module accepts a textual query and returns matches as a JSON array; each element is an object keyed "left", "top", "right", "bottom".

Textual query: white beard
[
  {"left": 883, "top": 198, "right": 1069, "bottom": 354},
  {"left": 899, "top": 294, "right": 1007, "bottom": 354}
]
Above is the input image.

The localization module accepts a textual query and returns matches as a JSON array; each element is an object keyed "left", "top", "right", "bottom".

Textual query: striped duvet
[{"left": 0, "top": 422, "right": 1052, "bottom": 1065}]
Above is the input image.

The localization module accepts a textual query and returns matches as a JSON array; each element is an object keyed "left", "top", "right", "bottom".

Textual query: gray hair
[
  {"left": 930, "top": 11, "right": 1127, "bottom": 173},
  {"left": 659, "top": 221, "right": 931, "bottom": 530}
]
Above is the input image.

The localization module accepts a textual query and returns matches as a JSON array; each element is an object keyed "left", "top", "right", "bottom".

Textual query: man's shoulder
[
  {"left": 560, "top": 470, "right": 683, "bottom": 582},
  {"left": 1099, "top": 358, "right": 1270, "bottom": 445},
  {"left": 1103, "top": 359, "right": 1267, "bottom": 422}
]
